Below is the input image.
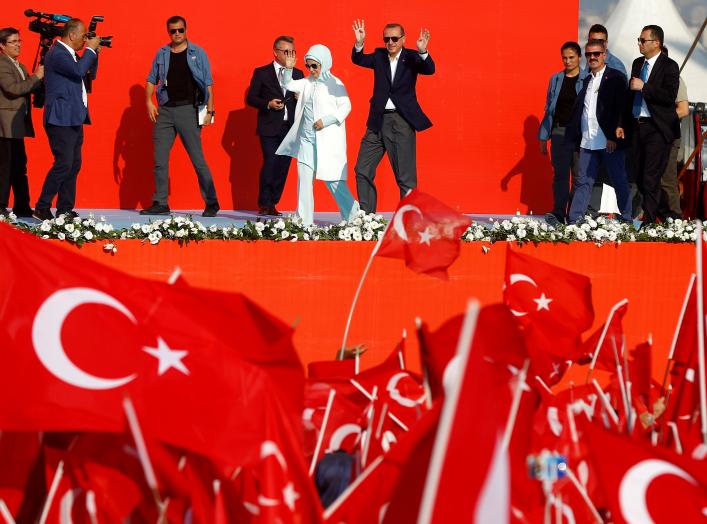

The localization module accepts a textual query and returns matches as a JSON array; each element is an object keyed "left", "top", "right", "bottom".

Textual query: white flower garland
[{"left": 0, "top": 211, "right": 703, "bottom": 250}]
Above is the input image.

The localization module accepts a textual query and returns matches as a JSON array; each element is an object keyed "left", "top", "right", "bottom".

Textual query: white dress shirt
[
  {"left": 637, "top": 53, "right": 660, "bottom": 118},
  {"left": 353, "top": 44, "right": 429, "bottom": 111},
  {"left": 273, "top": 60, "right": 288, "bottom": 120},
  {"left": 580, "top": 66, "right": 607, "bottom": 150},
  {"left": 56, "top": 40, "right": 95, "bottom": 108},
  {"left": 9, "top": 57, "right": 25, "bottom": 80}
]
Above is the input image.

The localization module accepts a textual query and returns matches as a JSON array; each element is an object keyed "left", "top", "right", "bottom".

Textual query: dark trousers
[
  {"left": 355, "top": 112, "right": 417, "bottom": 213},
  {"left": 549, "top": 126, "right": 579, "bottom": 220},
  {"left": 258, "top": 123, "right": 293, "bottom": 207},
  {"left": 36, "top": 125, "right": 83, "bottom": 212},
  {"left": 569, "top": 148, "right": 631, "bottom": 223},
  {"left": 632, "top": 120, "right": 673, "bottom": 223},
  {"left": 0, "top": 137, "right": 31, "bottom": 211},
  {"left": 660, "top": 138, "right": 682, "bottom": 218}
]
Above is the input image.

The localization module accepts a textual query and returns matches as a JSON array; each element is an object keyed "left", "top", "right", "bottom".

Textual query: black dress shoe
[
  {"left": 0, "top": 208, "right": 9, "bottom": 218},
  {"left": 58, "top": 210, "right": 79, "bottom": 219},
  {"left": 202, "top": 202, "right": 220, "bottom": 218},
  {"left": 12, "top": 207, "right": 34, "bottom": 217},
  {"left": 140, "top": 202, "right": 171, "bottom": 215},
  {"left": 258, "top": 206, "right": 270, "bottom": 216},
  {"left": 33, "top": 208, "right": 54, "bottom": 221},
  {"left": 269, "top": 206, "right": 282, "bottom": 217}
]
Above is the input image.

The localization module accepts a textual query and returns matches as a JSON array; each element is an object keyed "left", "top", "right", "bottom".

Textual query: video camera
[{"left": 25, "top": 9, "right": 112, "bottom": 107}]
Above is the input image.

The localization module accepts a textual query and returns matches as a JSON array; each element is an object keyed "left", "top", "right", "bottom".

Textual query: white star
[
  {"left": 282, "top": 482, "right": 300, "bottom": 511},
  {"left": 143, "top": 337, "right": 190, "bottom": 376},
  {"left": 533, "top": 293, "right": 553, "bottom": 311},
  {"left": 418, "top": 227, "right": 434, "bottom": 246},
  {"left": 549, "top": 362, "right": 561, "bottom": 378}
]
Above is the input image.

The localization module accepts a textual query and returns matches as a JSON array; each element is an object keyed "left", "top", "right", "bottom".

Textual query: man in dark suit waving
[
  {"left": 246, "top": 36, "right": 304, "bottom": 216},
  {"left": 351, "top": 20, "right": 435, "bottom": 213},
  {"left": 33, "top": 19, "right": 100, "bottom": 221},
  {"left": 619, "top": 25, "right": 679, "bottom": 224}
]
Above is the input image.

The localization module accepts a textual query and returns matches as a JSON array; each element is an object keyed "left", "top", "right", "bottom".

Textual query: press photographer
[{"left": 32, "top": 19, "right": 101, "bottom": 221}]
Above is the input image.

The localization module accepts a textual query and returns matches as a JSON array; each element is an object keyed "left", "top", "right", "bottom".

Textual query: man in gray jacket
[{"left": 0, "top": 27, "right": 43, "bottom": 217}]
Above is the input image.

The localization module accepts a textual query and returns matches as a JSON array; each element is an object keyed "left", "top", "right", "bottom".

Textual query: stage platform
[
  {"left": 25, "top": 211, "right": 691, "bottom": 387},
  {"left": 13, "top": 209, "right": 526, "bottom": 229}
]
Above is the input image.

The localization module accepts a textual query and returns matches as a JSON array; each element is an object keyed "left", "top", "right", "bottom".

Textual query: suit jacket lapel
[
  {"left": 646, "top": 53, "right": 663, "bottom": 83},
  {"left": 391, "top": 49, "right": 406, "bottom": 85},
  {"left": 1, "top": 55, "right": 23, "bottom": 82}
]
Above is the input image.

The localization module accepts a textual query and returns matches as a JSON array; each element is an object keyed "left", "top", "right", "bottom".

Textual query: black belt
[
  {"left": 164, "top": 99, "right": 193, "bottom": 107},
  {"left": 636, "top": 116, "right": 653, "bottom": 124},
  {"left": 383, "top": 109, "right": 397, "bottom": 114}
]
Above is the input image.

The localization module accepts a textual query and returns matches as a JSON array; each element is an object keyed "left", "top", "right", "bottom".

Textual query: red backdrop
[{"left": 5, "top": 1, "right": 578, "bottom": 213}]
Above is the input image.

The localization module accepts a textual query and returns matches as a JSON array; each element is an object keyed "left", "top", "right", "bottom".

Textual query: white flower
[
  {"left": 255, "top": 222, "right": 265, "bottom": 232},
  {"left": 141, "top": 224, "right": 151, "bottom": 234},
  {"left": 40, "top": 221, "right": 52, "bottom": 232},
  {"left": 175, "top": 229, "right": 187, "bottom": 238},
  {"left": 576, "top": 230, "right": 587, "bottom": 241},
  {"left": 55, "top": 216, "right": 65, "bottom": 226},
  {"left": 507, "top": 234, "right": 516, "bottom": 241},
  {"left": 502, "top": 220, "right": 512, "bottom": 231},
  {"left": 148, "top": 231, "right": 162, "bottom": 244},
  {"left": 71, "top": 230, "right": 80, "bottom": 239},
  {"left": 517, "top": 229, "right": 527, "bottom": 239},
  {"left": 73, "top": 217, "right": 81, "bottom": 224},
  {"left": 363, "top": 231, "right": 373, "bottom": 241},
  {"left": 84, "top": 231, "right": 94, "bottom": 240},
  {"left": 281, "top": 230, "right": 290, "bottom": 239},
  {"left": 57, "top": 232, "right": 66, "bottom": 241},
  {"left": 274, "top": 219, "right": 285, "bottom": 230},
  {"left": 352, "top": 230, "right": 363, "bottom": 241}
]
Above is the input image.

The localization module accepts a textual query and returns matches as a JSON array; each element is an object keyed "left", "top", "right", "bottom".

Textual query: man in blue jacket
[
  {"left": 351, "top": 20, "right": 435, "bottom": 214},
  {"left": 141, "top": 15, "right": 219, "bottom": 217},
  {"left": 33, "top": 19, "right": 100, "bottom": 221},
  {"left": 565, "top": 40, "right": 631, "bottom": 224}
]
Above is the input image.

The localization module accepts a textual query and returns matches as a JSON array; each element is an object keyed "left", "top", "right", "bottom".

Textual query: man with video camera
[
  {"left": 0, "top": 27, "right": 44, "bottom": 218},
  {"left": 33, "top": 19, "right": 100, "bottom": 221}
]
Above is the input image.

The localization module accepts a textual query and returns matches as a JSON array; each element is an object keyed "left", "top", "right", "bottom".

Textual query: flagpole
[
  {"left": 418, "top": 299, "right": 481, "bottom": 524},
  {"left": 612, "top": 340, "right": 631, "bottom": 433},
  {"left": 0, "top": 500, "right": 15, "bottom": 524},
  {"left": 591, "top": 379, "right": 619, "bottom": 427},
  {"left": 399, "top": 329, "right": 407, "bottom": 370},
  {"left": 340, "top": 225, "right": 389, "bottom": 361},
  {"left": 122, "top": 397, "right": 163, "bottom": 510},
  {"left": 501, "top": 359, "right": 530, "bottom": 452},
  {"left": 309, "top": 388, "right": 336, "bottom": 476},
  {"left": 696, "top": 221, "right": 707, "bottom": 446},
  {"left": 415, "top": 317, "right": 434, "bottom": 410},
  {"left": 38, "top": 460, "right": 64, "bottom": 524},
  {"left": 349, "top": 379, "right": 410, "bottom": 432},
  {"left": 662, "top": 275, "right": 696, "bottom": 392},
  {"left": 322, "top": 455, "right": 385, "bottom": 521},
  {"left": 564, "top": 468, "right": 603, "bottom": 524},
  {"left": 585, "top": 298, "right": 629, "bottom": 384}
]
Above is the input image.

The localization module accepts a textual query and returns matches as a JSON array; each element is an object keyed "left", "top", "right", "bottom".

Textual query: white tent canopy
[{"left": 605, "top": 0, "right": 707, "bottom": 102}]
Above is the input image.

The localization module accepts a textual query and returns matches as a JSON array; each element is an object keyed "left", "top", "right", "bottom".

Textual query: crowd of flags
[{"left": 0, "top": 190, "right": 705, "bottom": 522}]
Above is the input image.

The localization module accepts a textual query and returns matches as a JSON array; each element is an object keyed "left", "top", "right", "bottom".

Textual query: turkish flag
[
  {"left": 584, "top": 423, "right": 707, "bottom": 523},
  {"left": 581, "top": 300, "right": 629, "bottom": 371},
  {"left": 376, "top": 189, "right": 472, "bottom": 279},
  {"left": 0, "top": 223, "right": 304, "bottom": 470},
  {"left": 504, "top": 247, "right": 594, "bottom": 361}
]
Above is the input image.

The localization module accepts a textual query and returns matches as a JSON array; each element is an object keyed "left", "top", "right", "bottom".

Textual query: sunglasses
[
  {"left": 383, "top": 36, "right": 402, "bottom": 43},
  {"left": 169, "top": 28, "right": 185, "bottom": 34},
  {"left": 637, "top": 38, "right": 657, "bottom": 44},
  {"left": 585, "top": 51, "right": 603, "bottom": 58},
  {"left": 305, "top": 63, "right": 320, "bottom": 70}
]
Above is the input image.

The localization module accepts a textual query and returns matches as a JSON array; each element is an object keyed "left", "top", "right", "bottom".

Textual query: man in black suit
[
  {"left": 566, "top": 40, "right": 631, "bottom": 224},
  {"left": 351, "top": 20, "right": 435, "bottom": 213},
  {"left": 246, "top": 36, "right": 303, "bottom": 216},
  {"left": 619, "top": 25, "right": 679, "bottom": 224}
]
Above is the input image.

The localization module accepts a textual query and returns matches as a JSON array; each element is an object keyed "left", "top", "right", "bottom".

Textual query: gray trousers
[
  {"left": 152, "top": 105, "right": 218, "bottom": 206},
  {"left": 354, "top": 112, "right": 416, "bottom": 213}
]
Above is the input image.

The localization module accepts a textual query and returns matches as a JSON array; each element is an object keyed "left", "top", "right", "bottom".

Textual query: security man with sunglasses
[
  {"left": 142, "top": 15, "right": 220, "bottom": 217},
  {"left": 351, "top": 20, "right": 435, "bottom": 213}
]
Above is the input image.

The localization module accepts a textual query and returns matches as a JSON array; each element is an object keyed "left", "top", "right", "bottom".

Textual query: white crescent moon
[
  {"left": 59, "top": 487, "right": 82, "bottom": 524},
  {"left": 392, "top": 205, "right": 423, "bottom": 242},
  {"left": 506, "top": 273, "right": 538, "bottom": 317},
  {"left": 619, "top": 459, "right": 697, "bottom": 523},
  {"left": 32, "top": 288, "right": 137, "bottom": 390},
  {"left": 386, "top": 372, "right": 426, "bottom": 408},
  {"left": 325, "top": 423, "right": 361, "bottom": 453}
]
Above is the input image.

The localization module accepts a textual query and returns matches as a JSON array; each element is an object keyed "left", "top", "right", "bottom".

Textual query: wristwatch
[{"left": 207, "top": 110, "right": 215, "bottom": 115}]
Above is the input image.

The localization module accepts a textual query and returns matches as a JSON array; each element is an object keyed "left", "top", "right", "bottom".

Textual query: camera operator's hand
[
  {"left": 147, "top": 101, "right": 159, "bottom": 123},
  {"left": 34, "top": 65, "right": 45, "bottom": 80},
  {"left": 268, "top": 99, "right": 284, "bottom": 110},
  {"left": 85, "top": 35, "right": 101, "bottom": 51}
]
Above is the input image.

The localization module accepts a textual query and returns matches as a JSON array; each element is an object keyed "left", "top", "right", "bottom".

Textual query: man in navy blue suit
[
  {"left": 565, "top": 40, "right": 631, "bottom": 224},
  {"left": 33, "top": 19, "right": 100, "bottom": 221},
  {"left": 351, "top": 20, "right": 435, "bottom": 213}
]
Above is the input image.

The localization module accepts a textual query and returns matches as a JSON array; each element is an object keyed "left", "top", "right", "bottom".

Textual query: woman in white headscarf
[{"left": 276, "top": 44, "right": 359, "bottom": 226}]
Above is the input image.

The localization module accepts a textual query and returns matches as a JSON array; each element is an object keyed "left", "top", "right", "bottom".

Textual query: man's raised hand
[
  {"left": 417, "top": 27, "right": 430, "bottom": 53},
  {"left": 353, "top": 19, "right": 366, "bottom": 46}
]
